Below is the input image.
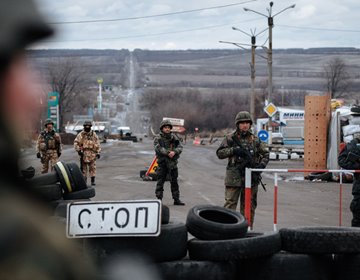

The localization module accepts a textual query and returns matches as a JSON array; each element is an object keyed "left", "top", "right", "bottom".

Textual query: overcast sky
[{"left": 32, "top": 0, "right": 360, "bottom": 50}]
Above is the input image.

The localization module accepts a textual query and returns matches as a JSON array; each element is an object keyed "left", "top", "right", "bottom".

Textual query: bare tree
[
  {"left": 47, "top": 57, "right": 86, "bottom": 130},
  {"left": 323, "top": 57, "right": 351, "bottom": 98}
]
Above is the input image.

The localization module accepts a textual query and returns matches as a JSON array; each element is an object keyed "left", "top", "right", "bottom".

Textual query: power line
[
  {"left": 278, "top": 24, "right": 360, "bottom": 33},
  {"left": 44, "top": 19, "right": 259, "bottom": 43},
  {"left": 48, "top": 0, "right": 256, "bottom": 25}
]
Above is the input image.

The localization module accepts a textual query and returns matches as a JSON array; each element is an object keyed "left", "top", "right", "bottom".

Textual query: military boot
[
  {"left": 91, "top": 176, "right": 96, "bottom": 186},
  {"left": 174, "top": 199, "right": 185, "bottom": 206},
  {"left": 155, "top": 191, "right": 163, "bottom": 200}
]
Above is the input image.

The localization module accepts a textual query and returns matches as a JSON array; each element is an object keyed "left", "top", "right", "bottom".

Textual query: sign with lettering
[{"left": 66, "top": 200, "right": 161, "bottom": 238}]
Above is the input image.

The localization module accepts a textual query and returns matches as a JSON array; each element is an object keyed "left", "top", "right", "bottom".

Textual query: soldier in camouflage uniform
[
  {"left": 74, "top": 120, "right": 101, "bottom": 186},
  {"left": 36, "top": 118, "right": 62, "bottom": 173},
  {"left": 338, "top": 133, "right": 360, "bottom": 227},
  {"left": 216, "top": 111, "right": 269, "bottom": 227},
  {"left": 154, "top": 120, "right": 185, "bottom": 205}
]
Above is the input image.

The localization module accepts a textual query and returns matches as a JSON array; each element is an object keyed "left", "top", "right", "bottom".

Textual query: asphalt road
[{"left": 20, "top": 137, "right": 353, "bottom": 231}]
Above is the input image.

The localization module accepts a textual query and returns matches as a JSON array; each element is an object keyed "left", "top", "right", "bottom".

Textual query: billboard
[{"left": 47, "top": 92, "right": 59, "bottom": 131}]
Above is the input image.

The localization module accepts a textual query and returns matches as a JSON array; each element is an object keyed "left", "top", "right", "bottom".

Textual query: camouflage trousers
[
  {"left": 81, "top": 159, "right": 96, "bottom": 178},
  {"left": 224, "top": 184, "right": 259, "bottom": 227},
  {"left": 40, "top": 150, "right": 59, "bottom": 174}
]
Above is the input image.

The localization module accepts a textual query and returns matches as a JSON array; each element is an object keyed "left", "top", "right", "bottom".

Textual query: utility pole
[
  {"left": 231, "top": 27, "right": 267, "bottom": 121},
  {"left": 244, "top": 1, "right": 295, "bottom": 144}
]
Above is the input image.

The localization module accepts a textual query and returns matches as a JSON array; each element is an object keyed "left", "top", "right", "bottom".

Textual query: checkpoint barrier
[{"left": 245, "top": 168, "right": 360, "bottom": 231}]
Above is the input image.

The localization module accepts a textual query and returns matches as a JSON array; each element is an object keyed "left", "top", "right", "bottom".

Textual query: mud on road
[{"left": 20, "top": 137, "right": 352, "bottom": 231}]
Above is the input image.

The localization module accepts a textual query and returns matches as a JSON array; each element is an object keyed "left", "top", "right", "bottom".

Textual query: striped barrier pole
[
  {"left": 339, "top": 173, "right": 343, "bottom": 226},
  {"left": 244, "top": 168, "right": 252, "bottom": 228},
  {"left": 244, "top": 168, "right": 360, "bottom": 230},
  {"left": 274, "top": 173, "right": 278, "bottom": 232}
]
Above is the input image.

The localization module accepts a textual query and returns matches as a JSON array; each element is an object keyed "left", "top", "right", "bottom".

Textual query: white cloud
[
  {"left": 33, "top": 0, "right": 360, "bottom": 50},
  {"left": 292, "top": 5, "right": 316, "bottom": 19}
]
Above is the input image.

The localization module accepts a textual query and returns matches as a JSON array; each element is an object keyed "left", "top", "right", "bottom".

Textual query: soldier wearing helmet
[
  {"left": 74, "top": 120, "right": 101, "bottom": 186},
  {"left": 154, "top": 119, "right": 185, "bottom": 205},
  {"left": 216, "top": 111, "right": 269, "bottom": 228},
  {"left": 36, "top": 118, "right": 62, "bottom": 173}
]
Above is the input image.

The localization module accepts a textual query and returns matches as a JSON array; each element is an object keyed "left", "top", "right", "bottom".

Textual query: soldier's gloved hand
[
  {"left": 78, "top": 151, "right": 84, "bottom": 156},
  {"left": 254, "top": 163, "right": 266, "bottom": 169},
  {"left": 233, "top": 147, "right": 251, "bottom": 158},
  {"left": 96, "top": 154, "right": 100, "bottom": 159},
  {"left": 36, "top": 152, "right": 41, "bottom": 159}
]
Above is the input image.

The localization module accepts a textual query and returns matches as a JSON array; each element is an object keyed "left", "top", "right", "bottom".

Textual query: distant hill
[{"left": 28, "top": 47, "right": 360, "bottom": 101}]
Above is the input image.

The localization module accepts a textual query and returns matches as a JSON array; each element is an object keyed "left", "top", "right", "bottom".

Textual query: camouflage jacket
[
  {"left": 36, "top": 129, "right": 62, "bottom": 154},
  {"left": 154, "top": 132, "right": 183, "bottom": 168},
  {"left": 216, "top": 130, "right": 269, "bottom": 187},
  {"left": 74, "top": 130, "right": 101, "bottom": 163}
]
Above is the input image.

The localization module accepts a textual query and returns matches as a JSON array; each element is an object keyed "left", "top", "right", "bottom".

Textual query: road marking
[{"left": 197, "top": 192, "right": 213, "bottom": 204}]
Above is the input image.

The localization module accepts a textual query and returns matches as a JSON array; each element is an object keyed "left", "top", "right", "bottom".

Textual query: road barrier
[{"left": 245, "top": 168, "right": 360, "bottom": 231}]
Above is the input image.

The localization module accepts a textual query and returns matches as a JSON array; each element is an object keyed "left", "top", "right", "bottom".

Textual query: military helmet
[
  {"left": 44, "top": 118, "right": 54, "bottom": 127},
  {"left": 160, "top": 120, "right": 173, "bottom": 130},
  {"left": 235, "top": 111, "right": 253, "bottom": 126},
  {"left": 83, "top": 120, "right": 92, "bottom": 127}
]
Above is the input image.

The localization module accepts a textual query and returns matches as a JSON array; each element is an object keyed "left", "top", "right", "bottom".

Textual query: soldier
[
  {"left": 338, "top": 133, "right": 360, "bottom": 227},
  {"left": 74, "top": 120, "right": 101, "bottom": 186},
  {"left": 154, "top": 120, "right": 185, "bottom": 205},
  {"left": 216, "top": 111, "right": 269, "bottom": 227},
  {"left": 36, "top": 118, "right": 62, "bottom": 173},
  {"left": 0, "top": 0, "right": 96, "bottom": 278}
]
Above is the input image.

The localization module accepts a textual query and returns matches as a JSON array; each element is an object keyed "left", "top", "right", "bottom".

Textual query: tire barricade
[
  {"left": 87, "top": 205, "right": 360, "bottom": 279},
  {"left": 26, "top": 161, "right": 95, "bottom": 214},
  {"left": 244, "top": 168, "right": 360, "bottom": 231},
  {"left": 47, "top": 202, "right": 360, "bottom": 279}
]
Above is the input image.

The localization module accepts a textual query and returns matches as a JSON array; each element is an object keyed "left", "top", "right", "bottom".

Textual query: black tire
[
  {"left": 53, "top": 199, "right": 91, "bottom": 218},
  {"left": 62, "top": 187, "right": 95, "bottom": 200},
  {"left": 54, "top": 161, "right": 74, "bottom": 193},
  {"left": 186, "top": 205, "right": 248, "bottom": 240},
  {"left": 161, "top": 204, "right": 170, "bottom": 225},
  {"left": 65, "top": 162, "right": 87, "bottom": 191},
  {"left": 32, "top": 183, "right": 63, "bottom": 201},
  {"left": 188, "top": 231, "right": 281, "bottom": 261},
  {"left": 149, "top": 173, "right": 158, "bottom": 181},
  {"left": 28, "top": 171, "right": 58, "bottom": 186},
  {"left": 84, "top": 222, "right": 188, "bottom": 266},
  {"left": 238, "top": 252, "right": 334, "bottom": 280},
  {"left": 280, "top": 226, "right": 360, "bottom": 253},
  {"left": 334, "top": 254, "right": 360, "bottom": 280},
  {"left": 140, "top": 170, "right": 147, "bottom": 178},
  {"left": 156, "top": 260, "right": 237, "bottom": 280}
]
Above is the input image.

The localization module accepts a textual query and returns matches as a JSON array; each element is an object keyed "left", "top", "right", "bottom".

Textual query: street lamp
[{"left": 243, "top": 1, "right": 295, "bottom": 144}]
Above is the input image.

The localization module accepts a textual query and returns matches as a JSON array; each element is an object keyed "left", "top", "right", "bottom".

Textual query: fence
[{"left": 245, "top": 168, "right": 360, "bottom": 231}]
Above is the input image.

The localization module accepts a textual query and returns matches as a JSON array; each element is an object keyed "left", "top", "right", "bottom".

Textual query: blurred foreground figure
[{"left": 0, "top": 1, "right": 95, "bottom": 279}]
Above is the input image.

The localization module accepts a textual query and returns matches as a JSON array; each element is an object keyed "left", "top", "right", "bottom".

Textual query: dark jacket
[
  {"left": 338, "top": 138, "right": 360, "bottom": 195},
  {"left": 154, "top": 132, "right": 183, "bottom": 168}
]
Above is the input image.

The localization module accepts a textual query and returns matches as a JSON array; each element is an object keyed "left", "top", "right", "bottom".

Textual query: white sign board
[
  {"left": 163, "top": 117, "right": 185, "bottom": 126},
  {"left": 66, "top": 200, "right": 161, "bottom": 238}
]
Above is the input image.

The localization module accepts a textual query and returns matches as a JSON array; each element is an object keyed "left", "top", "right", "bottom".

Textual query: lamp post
[{"left": 244, "top": 2, "right": 295, "bottom": 144}]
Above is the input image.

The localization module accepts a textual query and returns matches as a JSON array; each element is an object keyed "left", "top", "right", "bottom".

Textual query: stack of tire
[
  {"left": 27, "top": 161, "right": 95, "bottom": 217},
  {"left": 181, "top": 205, "right": 281, "bottom": 280},
  {"left": 83, "top": 204, "right": 189, "bottom": 276},
  {"left": 183, "top": 205, "right": 360, "bottom": 280}
]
